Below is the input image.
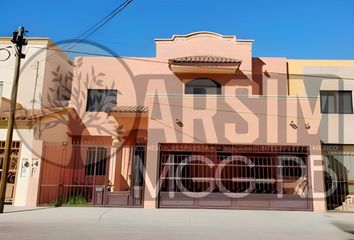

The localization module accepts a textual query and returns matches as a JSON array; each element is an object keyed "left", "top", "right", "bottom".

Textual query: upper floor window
[
  {"left": 185, "top": 78, "right": 221, "bottom": 95},
  {"left": 320, "top": 91, "right": 353, "bottom": 114},
  {"left": 86, "top": 89, "right": 117, "bottom": 112}
]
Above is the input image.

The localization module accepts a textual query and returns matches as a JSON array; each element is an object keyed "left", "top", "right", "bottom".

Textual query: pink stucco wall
[{"left": 68, "top": 32, "right": 326, "bottom": 211}]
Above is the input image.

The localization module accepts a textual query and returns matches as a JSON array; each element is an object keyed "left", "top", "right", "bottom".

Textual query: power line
[
  {"left": 27, "top": 46, "right": 354, "bottom": 81},
  {"left": 153, "top": 102, "right": 321, "bottom": 120},
  {"left": 29, "top": 46, "right": 167, "bottom": 64},
  {"left": 150, "top": 106, "right": 319, "bottom": 145},
  {"left": 67, "top": 0, "right": 133, "bottom": 51},
  {"left": 45, "top": 0, "right": 133, "bottom": 62},
  {"left": 71, "top": 0, "right": 133, "bottom": 45},
  {"left": 150, "top": 116, "right": 207, "bottom": 144}
]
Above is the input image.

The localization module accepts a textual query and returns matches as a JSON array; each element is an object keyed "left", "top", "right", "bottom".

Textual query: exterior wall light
[
  {"left": 289, "top": 121, "right": 298, "bottom": 129},
  {"left": 176, "top": 119, "right": 184, "bottom": 128},
  {"left": 264, "top": 70, "right": 270, "bottom": 78}
]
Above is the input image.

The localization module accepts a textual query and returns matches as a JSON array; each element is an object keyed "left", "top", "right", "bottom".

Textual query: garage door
[{"left": 158, "top": 144, "right": 312, "bottom": 211}]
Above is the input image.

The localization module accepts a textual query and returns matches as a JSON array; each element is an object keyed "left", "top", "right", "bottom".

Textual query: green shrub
[
  {"left": 66, "top": 195, "right": 87, "bottom": 206},
  {"left": 52, "top": 199, "right": 62, "bottom": 207}
]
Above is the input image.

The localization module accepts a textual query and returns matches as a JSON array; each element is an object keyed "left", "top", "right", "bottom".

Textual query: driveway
[{"left": 0, "top": 207, "right": 353, "bottom": 240}]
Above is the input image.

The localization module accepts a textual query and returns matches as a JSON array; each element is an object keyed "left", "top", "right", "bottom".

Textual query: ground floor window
[{"left": 85, "top": 147, "right": 107, "bottom": 176}]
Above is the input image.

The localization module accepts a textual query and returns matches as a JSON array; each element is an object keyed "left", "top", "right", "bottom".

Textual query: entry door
[{"left": 105, "top": 145, "right": 146, "bottom": 207}]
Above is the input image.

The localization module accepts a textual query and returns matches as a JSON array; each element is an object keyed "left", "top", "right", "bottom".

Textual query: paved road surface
[{"left": 0, "top": 207, "right": 353, "bottom": 240}]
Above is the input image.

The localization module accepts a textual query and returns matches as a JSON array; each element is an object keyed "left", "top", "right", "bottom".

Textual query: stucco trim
[{"left": 155, "top": 31, "right": 254, "bottom": 43}]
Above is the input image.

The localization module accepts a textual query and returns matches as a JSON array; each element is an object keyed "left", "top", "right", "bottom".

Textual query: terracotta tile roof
[
  {"left": 0, "top": 108, "right": 66, "bottom": 121},
  {"left": 169, "top": 56, "right": 241, "bottom": 64},
  {"left": 109, "top": 106, "right": 148, "bottom": 113}
]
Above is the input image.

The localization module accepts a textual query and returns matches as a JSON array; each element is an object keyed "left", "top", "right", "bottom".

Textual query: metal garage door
[{"left": 158, "top": 144, "right": 312, "bottom": 211}]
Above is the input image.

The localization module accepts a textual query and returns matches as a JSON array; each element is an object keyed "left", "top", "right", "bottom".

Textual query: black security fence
[
  {"left": 158, "top": 144, "right": 312, "bottom": 210},
  {"left": 324, "top": 148, "right": 354, "bottom": 212},
  {"left": 39, "top": 143, "right": 146, "bottom": 207}
]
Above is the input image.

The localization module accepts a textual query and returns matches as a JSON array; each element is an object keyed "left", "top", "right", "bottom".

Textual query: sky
[{"left": 0, "top": 0, "right": 354, "bottom": 59}]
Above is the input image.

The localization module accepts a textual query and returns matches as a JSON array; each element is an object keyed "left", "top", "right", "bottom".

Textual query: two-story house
[
  {"left": 36, "top": 32, "right": 340, "bottom": 212},
  {"left": 288, "top": 59, "right": 354, "bottom": 211}
]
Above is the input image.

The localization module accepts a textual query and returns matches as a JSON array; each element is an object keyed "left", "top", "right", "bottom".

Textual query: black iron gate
[
  {"left": 104, "top": 145, "right": 145, "bottom": 206},
  {"left": 324, "top": 149, "right": 354, "bottom": 212},
  {"left": 38, "top": 143, "right": 146, "bottom": 207},
  {"left": 158, "top": 144, "right": 312, "bottom": 210}
]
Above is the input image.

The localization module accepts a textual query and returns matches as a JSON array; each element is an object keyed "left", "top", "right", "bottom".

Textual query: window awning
[
  {"left": 168, "top": 55, "right": 241, "bottom": 74},
  {"left": 107, "top": 106, "right": 149, "bottom": 117},
  {"left": 108, "top": 106, "right": 148, "bottom": 113}
]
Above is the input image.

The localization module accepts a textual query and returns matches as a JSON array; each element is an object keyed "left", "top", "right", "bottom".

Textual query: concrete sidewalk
[
  {"left": 0, "top": 207, "right": 353, "bottom": 240},
  {"left": 3, "top": 205, "right": 50, "bottom": 213}
]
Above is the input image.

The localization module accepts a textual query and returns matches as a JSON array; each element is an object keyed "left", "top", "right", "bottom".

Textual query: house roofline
[{"left": 155, "top": 31, "right": 254, "bottom": 43}]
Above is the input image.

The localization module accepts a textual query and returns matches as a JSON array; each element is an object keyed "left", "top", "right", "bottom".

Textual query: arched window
[{"left": 185, "top": 78, "right": 221, "bottom": 95}]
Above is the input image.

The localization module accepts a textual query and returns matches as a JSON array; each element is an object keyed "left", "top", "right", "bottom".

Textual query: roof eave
[{"left": 169, "top": 63, "right": 241, "bottom": 74}]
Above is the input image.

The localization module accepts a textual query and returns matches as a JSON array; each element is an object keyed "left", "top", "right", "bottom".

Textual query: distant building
[{"left": 0, "top": 37, "right": 72, "bottom": 206}]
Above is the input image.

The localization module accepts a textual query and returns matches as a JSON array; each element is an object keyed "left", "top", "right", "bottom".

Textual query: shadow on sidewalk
[{"left": 4, "top": 204, "right": 54, "bottom": 214}]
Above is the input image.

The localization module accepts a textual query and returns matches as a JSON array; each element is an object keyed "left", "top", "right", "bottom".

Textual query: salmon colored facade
[{"left": 60, "top": 32, "right": 325, "bottom": 211}]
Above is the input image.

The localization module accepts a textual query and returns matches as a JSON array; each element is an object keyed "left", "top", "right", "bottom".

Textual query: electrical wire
[
  {"left": 70, "top": 0, "right": 133, "bottom": 45},
  {"left": 27, "top": 46, "right": 354, "bottom": 81},
  {"left": 66, "top": 0, "right": 133, "bottom": 51},
  {"left": 150, "top": 116, "right": 207, "bottom": 144},
  {"left": 29, "top": 46, "right": 167, "bottom": 63},
  {"left": 45, "top": 0, "right": 133, "bottom": 62},
  {"left": 153, "top": 102, "right": 320, "bottom": 120}
]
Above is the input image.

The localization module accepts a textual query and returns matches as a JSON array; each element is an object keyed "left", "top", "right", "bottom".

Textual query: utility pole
[{"left": 0, "top": 26, "right": 27, "bottom": 213}]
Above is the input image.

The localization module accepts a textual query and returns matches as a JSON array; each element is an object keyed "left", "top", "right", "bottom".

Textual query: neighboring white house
[
  {"left": 0, "top": 37, "right": 72, "bottom": 206},
  {"left": 288, "top": 60, "right": 354, "bottom": 211}
]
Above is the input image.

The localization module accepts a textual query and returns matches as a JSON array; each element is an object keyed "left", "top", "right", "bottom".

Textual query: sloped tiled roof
[
  {"left": 0, "top": 108, "right": 66, "bottom": 121},
  {"left": 109, "top": 106, "right": 148, "bottom": 113},
  {"left": 169, "top": 55, "right": 241, "bottom": 64}
]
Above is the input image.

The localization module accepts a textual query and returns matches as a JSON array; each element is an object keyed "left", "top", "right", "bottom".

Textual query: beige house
[{"left": 288, "top": 59, "right": 354, "bottom": 211}]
